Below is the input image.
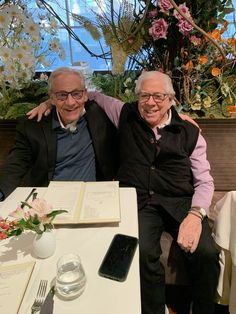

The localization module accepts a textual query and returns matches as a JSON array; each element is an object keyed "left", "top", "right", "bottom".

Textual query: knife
[{"left": 39, "top": 286, "right": 55, "bottom": 314}]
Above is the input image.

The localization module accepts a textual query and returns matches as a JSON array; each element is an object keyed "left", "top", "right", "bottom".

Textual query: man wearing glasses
[
  {"left": 88, "top": 70, "right": 219, "bottom": 314},
  {"left": 113, "top": 71, "right": 220, "bottom": 314},
  {"left": 0, "top": 67, "right": 118, "bottom": 199},
  {"left": 1, "top": 69, "right": 220, "bottom": 314}
]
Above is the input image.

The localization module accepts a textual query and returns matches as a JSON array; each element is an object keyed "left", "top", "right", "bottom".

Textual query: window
[
  {"left": 31, "top": 0, "right": 235, "bottom": 72},
  {"left": 32, "top": 0, "right": 114, "bottom": 72}
]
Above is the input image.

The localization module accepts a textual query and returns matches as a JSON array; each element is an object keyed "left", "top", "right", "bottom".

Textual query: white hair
[
  {"left": 48, "top": 67, "right": 86, "bottom": 92},
  {"left": 135, "top": 71, "right": 175, "bottom": 96}
]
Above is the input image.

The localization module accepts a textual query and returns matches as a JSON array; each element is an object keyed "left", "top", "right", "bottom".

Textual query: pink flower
[
  {"left": 149, "top": 18, "right": 168, "bottom": 40},
  {"left": 190, "top": 35, "right": 201, "bottom": 46},
  {"left": 28, "top": 198, "right": 53, "bottom": 218},
  {"left": 174, "top": 3, "right": 192, "bottom": 21},
  {"left": 10, "top": 206, "right": 28, "bottom": 220},
  {"left": 148, "top": 10, "right": 158, "bottom": 18},
  {"left": 158, "top": 0, "right": 173, "bottom": 12},
  {"left": 127, "top": 36, "right": 134, "bottom": 44},
  {"left": 177, "top": 20, "right": 193, "bottom": 35}
]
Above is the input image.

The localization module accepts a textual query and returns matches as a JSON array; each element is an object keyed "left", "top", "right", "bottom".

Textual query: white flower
[
  {"left": 13, "top": 48, "right": 26, "bottom": 60},
  {"left": 0, "top": 10, "right": 11, "bottom": 29},
  {"left": 48, "top": 38, "right": 61, "bottom": 51},
  {"left": 0, "top": 47, "right": 12, "bottom": 61},
  {"left": 221, "top": 83, "right": 230, "bottom": 97},
  {"left": 59, "top": 48, "right": 66, "bottom": 60},
  {"left": 6, "top": 5, "right": 22, "bottom": 19},
  {"left": 39, "top": 73, "right": 48, "bottom": 81},
  {"left": 31, "top": 34, "right": 41, "bottom": 42},
  {"left": 191, "top": 102, "right": 202, "bottom": 110},
  {"left": 18, "top": 40, "right": 34, "bottom": 53},
  {"left": 42, "top": 16, "right": 59, "bottom": 34},
  {"left": 125, "top": 88, "right": 132, "bottom": 96},
  {"left": 203, "top": 96, "right": 212, "bottom": 108},
  {"left": 48, "top": 16, "right": 59, "bottom": 31},
  {"left": 124, "top": 77, "right": 132, "bottom": 87},
  {"left": 0, "top": 1, "right": 64, "bottom": 91},
  {"left": 37, "top": 55, "right": 51, "bottom": 67},
  {"left": 24, "top": 18, "right": 41, "bottom": 37},
  {"left": 21, "top": 56, "right": 35, "bottom": 69}
]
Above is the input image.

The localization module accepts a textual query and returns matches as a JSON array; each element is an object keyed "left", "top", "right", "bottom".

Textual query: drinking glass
[{"left": 56, "top": 253, "right": 86, "bottom": 299}]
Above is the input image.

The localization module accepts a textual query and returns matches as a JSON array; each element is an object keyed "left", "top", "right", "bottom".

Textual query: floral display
[
  {"left": 0, "top": 0, "right": 235, "bottom": 119},
  {"left": 55, "top": 0, "right": 235, "bottom": 118},
  {"left": 131, "top": 0, "right": 236, "bottom": 118},
  {"left": 0, "top": 1, "right": 65, "bottom": 118},
  {"left": 0, "top": 198, "right": 66, "bottom": 239}
]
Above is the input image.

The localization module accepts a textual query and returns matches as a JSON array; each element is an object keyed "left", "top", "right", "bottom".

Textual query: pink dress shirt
[{"left": 89, "top": 91, "right": 214, "bottom": 214}]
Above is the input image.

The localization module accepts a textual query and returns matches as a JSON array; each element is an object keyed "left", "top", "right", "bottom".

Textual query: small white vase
[{"left": 32, "top": 230, "right": 56, "bottom": 259}]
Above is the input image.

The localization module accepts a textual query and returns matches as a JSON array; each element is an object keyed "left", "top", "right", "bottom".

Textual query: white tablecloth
[
  {"left": 0, "top": 187, "right": 141, "bottom": 314},
  {"left": 213, "top": 191, "right": 236, "bottom": 313}
]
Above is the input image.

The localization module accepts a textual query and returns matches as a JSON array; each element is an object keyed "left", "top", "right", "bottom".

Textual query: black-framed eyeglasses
[
  {"left": 138, "top": 92, "right": 169, "bottom": 103},
  {"left": 54, "top": 90, "right": 85, "bottom": 101}
]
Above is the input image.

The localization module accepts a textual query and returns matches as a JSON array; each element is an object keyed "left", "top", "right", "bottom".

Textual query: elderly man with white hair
[{"left": 27, "top": 70, "right": 220, "bottom": 314}]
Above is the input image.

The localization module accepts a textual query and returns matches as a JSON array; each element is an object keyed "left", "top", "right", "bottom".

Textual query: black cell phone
[{"left": 98, "top": 233, "right": 138, "bottom": 282}]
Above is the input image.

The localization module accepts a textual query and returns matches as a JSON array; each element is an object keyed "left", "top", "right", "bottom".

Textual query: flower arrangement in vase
[{"left": 0, "top": 198, "right": 67, "bottom": 258}]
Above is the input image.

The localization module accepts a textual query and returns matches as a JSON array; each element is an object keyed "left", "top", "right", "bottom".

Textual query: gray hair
[
  {"left": 48, "top": 67, "right": 86, "bottom": 92},
  {"left": 135, "top": 71, "right": 175, "bottom": 96}
]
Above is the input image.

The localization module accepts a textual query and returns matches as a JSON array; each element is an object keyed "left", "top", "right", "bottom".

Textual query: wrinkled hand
[
  {"left": 177, "top": 214, "right": 202, "bottom": 253},
  {"left": 179, "top": 113, "right": 200, "bottom": 129},
  {"left": 26, "top": 99, "right": 52, "bottom": 122}
]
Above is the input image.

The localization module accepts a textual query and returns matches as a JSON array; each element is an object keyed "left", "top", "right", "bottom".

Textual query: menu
[
  {"left": 43, "top": 181, "right": 121, "bottom": 224},
  {"left": 0, "top": 261, "right": 35, "bottom": 314}
]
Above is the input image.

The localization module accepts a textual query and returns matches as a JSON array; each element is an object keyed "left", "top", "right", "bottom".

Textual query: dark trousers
[{"left": 138, "top": 204, "right": 220, "bottom": 314}]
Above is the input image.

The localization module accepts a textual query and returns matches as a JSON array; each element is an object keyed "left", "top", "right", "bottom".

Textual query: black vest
[{"left": 117, "top": 103, "right": 199, "bottom": 222}]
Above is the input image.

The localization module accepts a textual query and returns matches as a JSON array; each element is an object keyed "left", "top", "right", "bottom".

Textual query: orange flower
[
  {"left": 211, "top": 67, "right": 221, "bottom": 77},
  {"left": 209, "top": 29, "right": 221, "bottom": 41},
  {"left": 198, "top": 55, "right": 208, "bottom": 65},
  {"left": 226, "top": 37, "right": 236, "bottom": 46},
  {"left": 223, "top": 20, "right": 229, "bottom": 27},
  {"left": 184, "top": 60, "right": 193, "bottom": 70},
  {"left": 228, "top": 106, "right": 236, "bottom": 113},
  {"left": 220, "top": 20, "right": 229, "bottom": 34}
]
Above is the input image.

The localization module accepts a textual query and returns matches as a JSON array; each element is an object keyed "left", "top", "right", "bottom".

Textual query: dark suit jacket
[{"left": 0, "top": 101, "right": 118, "bottom": 199}]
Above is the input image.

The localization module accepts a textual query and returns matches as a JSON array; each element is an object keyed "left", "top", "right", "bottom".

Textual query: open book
[
  {"left": 43, "top": 181, "right": 121, "bottom": 224},
  {"left": 0, "top": 261, "right": 35, "bottom": 314}
]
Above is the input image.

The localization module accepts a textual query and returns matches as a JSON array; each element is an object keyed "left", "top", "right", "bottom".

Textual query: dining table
[{"left": 0, "top": 186, "right": 141, "bottom": 314}]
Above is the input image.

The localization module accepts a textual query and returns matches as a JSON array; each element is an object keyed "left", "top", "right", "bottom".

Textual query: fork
[{"left": 31, "top": 279, "right": 48, "bottom": 314}]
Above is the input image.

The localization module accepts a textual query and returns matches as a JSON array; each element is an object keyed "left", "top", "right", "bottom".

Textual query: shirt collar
[
  {"left": 152, "top": 108, "right": 172, "bottom": 131},
  {"left": 52, "top": 107, "right": 86, "bottom": 132},
  {"left": 159, "top": 109, "right": 172, "bottom": 128}
]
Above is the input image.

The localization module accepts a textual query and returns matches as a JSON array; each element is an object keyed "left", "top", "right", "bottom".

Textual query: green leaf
[
  {"left": 222, "top": 7, "right": 235, "bottom": 14},
  {"left": 47, "top": 210, "right": 68, "bottom": 219}
]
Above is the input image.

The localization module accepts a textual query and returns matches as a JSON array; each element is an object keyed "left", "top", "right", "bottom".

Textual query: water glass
[{"left": 56, "top": 253, "right": 86, "bottom": 299}]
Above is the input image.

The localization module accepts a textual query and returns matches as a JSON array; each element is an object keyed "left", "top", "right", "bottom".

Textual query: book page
[
  {"left": 0, "top": 261, "right": 35, "bottom": 314},
  {"left": 79, "top": 181, "right": 120, "bottom": 222},
  {"left": 43, "top": 181, "right": 84, "bottom": 222}
]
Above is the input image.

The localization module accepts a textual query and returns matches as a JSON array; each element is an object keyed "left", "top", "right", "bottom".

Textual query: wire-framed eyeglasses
[
  {"left": 138, "top": 92, "right": 169, "bottom": 103},
  {"left": 54, "top": 90, "right": 85, "bottom": 101}
]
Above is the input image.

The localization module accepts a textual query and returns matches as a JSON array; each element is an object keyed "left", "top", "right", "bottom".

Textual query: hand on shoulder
[
  {"left": 179, "top": 113, "right": 200, "bottom": 128},
  {"left": 26, "top": 99, "right": 52, "bottom": 122}
]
